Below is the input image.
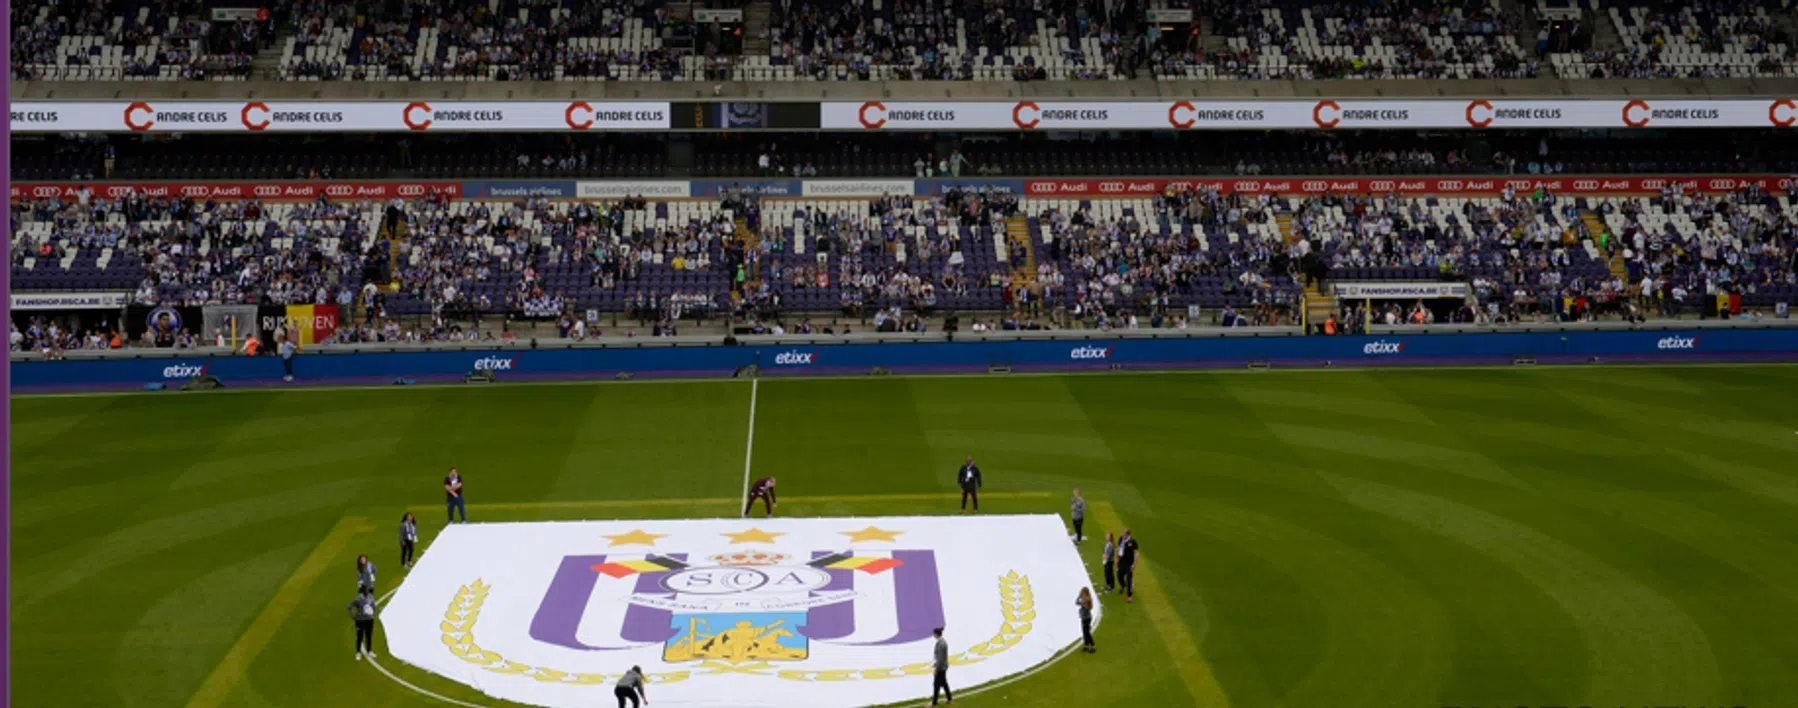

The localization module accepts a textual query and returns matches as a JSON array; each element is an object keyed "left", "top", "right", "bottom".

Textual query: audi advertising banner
[
  {"left": 9, "top": 181, "right": 462, "bottom": 201},
  {"left": 8, "top": 101, "right": 671, "bottom": 132},
  {"left": 822, "top": 99, "right": 1798, "bottom": 130},
  {"left": 1020, "top": 175, "right": 1798, "bottom": 197}
]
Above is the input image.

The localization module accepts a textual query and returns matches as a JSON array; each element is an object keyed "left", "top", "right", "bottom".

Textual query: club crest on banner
[{"left": 383, "top": 516, "right": 1092, "bottom": 708}]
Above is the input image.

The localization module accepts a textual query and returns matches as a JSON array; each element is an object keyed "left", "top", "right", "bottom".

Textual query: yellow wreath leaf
[{"left": 529, "top": 668, "right": 568, "bottom": 683}]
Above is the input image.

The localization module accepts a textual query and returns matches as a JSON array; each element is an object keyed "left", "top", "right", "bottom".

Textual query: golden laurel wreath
[{"left": 437, "top": 571, "right": 1036, "bottom": 684}]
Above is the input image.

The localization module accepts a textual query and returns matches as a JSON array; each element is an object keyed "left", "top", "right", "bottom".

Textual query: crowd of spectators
[
  {"left": 11, "top": 0, "right": 264, "bottom": 81},
  {"left": 278, "top": 0, "right": 694, "bottom": 81},
  {"left": 14, "top": 0, "right": 1798, "bottom": 82},
  {"left": 10, "top": 181, "right": 1796, "bottom": 347}
]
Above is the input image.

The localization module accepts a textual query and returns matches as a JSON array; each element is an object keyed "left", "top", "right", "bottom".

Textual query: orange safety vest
[
  {"left": 1323, "top": 318, "right": 1338, "bottom": 335},
  {"left": 242, "top": 337, "right": 261, "bottom": 355}
]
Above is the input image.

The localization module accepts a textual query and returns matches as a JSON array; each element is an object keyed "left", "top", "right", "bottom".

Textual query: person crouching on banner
[{"left": 614, "top": 665, "right": 648, "bottom": 707}]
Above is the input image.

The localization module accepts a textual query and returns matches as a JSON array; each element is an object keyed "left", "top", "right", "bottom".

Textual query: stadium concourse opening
[{"left": 8, "top": 1, "right": 1798, "bottom": 708}]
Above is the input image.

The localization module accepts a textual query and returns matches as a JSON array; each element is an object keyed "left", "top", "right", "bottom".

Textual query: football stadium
[{"left": 7, "top": 1, "right": 1798, "bottom": 707}]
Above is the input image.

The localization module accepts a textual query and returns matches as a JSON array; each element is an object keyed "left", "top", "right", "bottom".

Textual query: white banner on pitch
[{"left": 382, "top": 515, "right": 1094, "bottom": 708}]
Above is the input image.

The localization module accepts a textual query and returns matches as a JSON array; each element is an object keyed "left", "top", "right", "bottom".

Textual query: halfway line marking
[
  {"left": 185, "top": 516, "right": 375, "bottom": 708},
  {"left": 1091, "top": 501, "right": 1231, "bottom": 708},
  {"left": 741, "top": 378, "right": 759, "bottom": 517}
]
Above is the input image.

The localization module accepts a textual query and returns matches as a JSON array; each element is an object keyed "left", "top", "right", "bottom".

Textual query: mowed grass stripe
[
  {"left": 1090, "top": 501, "right": 1231, "bottom": 708},
  {"left": 1322, "top": 473, "right": 1722, "bottom": 705},
  {"left": 184, "top": 515, "right": 377, "bottom": 708}
]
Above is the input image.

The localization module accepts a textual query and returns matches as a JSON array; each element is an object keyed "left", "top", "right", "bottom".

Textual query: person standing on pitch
[
  {"left": 348, "top": 586, "right": 378, "bottom": 660},
  {"left": 445, "top": 467, "right": 466, "bottom": 522},
  {"left": 1117, "top": 529, "right": 1140, "bottom": 603},
  {"left": 744, "top": 476, "right": 777, "bottom": 517},
  {"left": 399, "top": 513, "right": 418, "bottom": 569},
  {"left": 1077, "top": 587, "right": 1096, "bottom": 653},
  {"left": 278, "top": 334, "right": 298, "bottom": 381},
  {"left": 1101, "top": 533, "right": 1117, "bottom": 593},
  {"left": 614, "top": 665, "right": 648, "bottom": 707},
  {"left": 930, "top": 626, "right": 952, "bottom": 705},
  {"left": 957, "top": 456, "right": 982, "bottom": 513},
  {"left": 357, "top": 554, "right": 377, "bottom": 594},
  {"left": 1070, "top": 488, "right": 1086, "bottom": 543}
]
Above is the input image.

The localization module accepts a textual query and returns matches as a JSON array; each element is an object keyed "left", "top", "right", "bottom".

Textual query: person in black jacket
[
  {"left": 349, "top": 587, "right": 378, "bottom": 659},
  {"left": 1117, "top": 529, "right": 1140, "bottom": 603},
  {"left": 958, "top": 456, "right": 982, "bottom": 513}
]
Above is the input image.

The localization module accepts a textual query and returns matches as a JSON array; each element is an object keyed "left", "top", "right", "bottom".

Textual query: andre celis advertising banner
[
  {"left": 825, "top": 99, "right": 1798, "bottom": 130},
  {"left": 8, "top": 101, "right": 671, "bottom": 133},
  {"left": 382, "top": 515, "right": 1092, "bottom": 708}
]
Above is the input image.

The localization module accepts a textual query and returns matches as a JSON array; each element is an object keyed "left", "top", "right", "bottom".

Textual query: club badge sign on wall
[{"left": 382, "top": 515, "right": 1093, "bottom": 708}]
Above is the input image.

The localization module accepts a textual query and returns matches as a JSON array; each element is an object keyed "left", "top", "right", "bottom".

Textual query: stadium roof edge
[{"left": 14, "top": 77, "right": 1798, "bottom": 101}]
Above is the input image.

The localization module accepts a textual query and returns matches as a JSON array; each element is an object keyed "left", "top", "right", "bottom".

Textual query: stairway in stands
[
  {"left": 742, "top": 2, "right": 773, "bottom": 54},
  {"left": 735, "top": 217, "right": 759, "bottom": 292},
  {"left": 1581, "top": 209, "right": 1630, "bottom": 281},
  {"left": 1275, "top": 213, "right": 1297, "bottom": 244},
  {"left": 1303, "top": 285, "right": 1337, "bottom": 330},
  {"left": 382, "top": 216, "right": 409, "bottom": 287},
  {"left": 1004, "top": 217, "right": 1036, "bottom": 285}
]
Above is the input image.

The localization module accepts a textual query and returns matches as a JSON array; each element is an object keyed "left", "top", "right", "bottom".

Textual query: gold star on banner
[
  {"left": 602, "top": 529, "right": 668, "bottom": 547},
  {"left": 840, "top": 526, "right": 904, "bottom": 543},
  {"left": 722, "top": 528, "right": 786, "bottom": 544}
]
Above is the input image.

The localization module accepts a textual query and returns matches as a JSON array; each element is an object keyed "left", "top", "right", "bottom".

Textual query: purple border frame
[{"left": 4, "top": 3, "right": 14, "bottom": 703}]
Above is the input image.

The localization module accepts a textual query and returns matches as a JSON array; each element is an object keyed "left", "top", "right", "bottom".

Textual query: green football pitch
[{"left": 13, "top": 364, "right": 1798, "bottom": 708}]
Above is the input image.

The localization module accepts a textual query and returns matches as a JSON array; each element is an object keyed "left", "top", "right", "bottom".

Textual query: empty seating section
[
  {"left": 1549, "top": 0, "right": 1797, "bottom": 78},
  {"left": 11, "top": 0, "right": 256, "bottom": 81},
  {"left": 279, "top": 0, "right": 681, "bottom": 81},
  {"left": 760, "top": 0, "right": 1127, "bottom": 81},
  {"left": 1181, "top": 0, "right": 1536, "bottom": 80}
]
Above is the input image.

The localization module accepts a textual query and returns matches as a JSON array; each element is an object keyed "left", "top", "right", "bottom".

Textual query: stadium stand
[
  {"left": 13, "top": 180, "right": 1795, "bottom": 348},
  {"left": 1548, "top": 0, "right": 1798, "bottom": 79},
  {"left": 1186, "top": 0, "right": 1538, "bottom": 81},
  {"left": 10, "top": 0, "right": 264, "bottom": 81},
  {"left": 276, "top": 0, "right": 698, "bottom": 82}
]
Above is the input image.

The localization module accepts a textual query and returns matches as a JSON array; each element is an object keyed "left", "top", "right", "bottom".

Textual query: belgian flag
[
  {"left": 591, "top": 555, "right": 688, "bottom": 578},
  {"left": 808, "top": 552, "right": 903, "bottom": 575}
]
